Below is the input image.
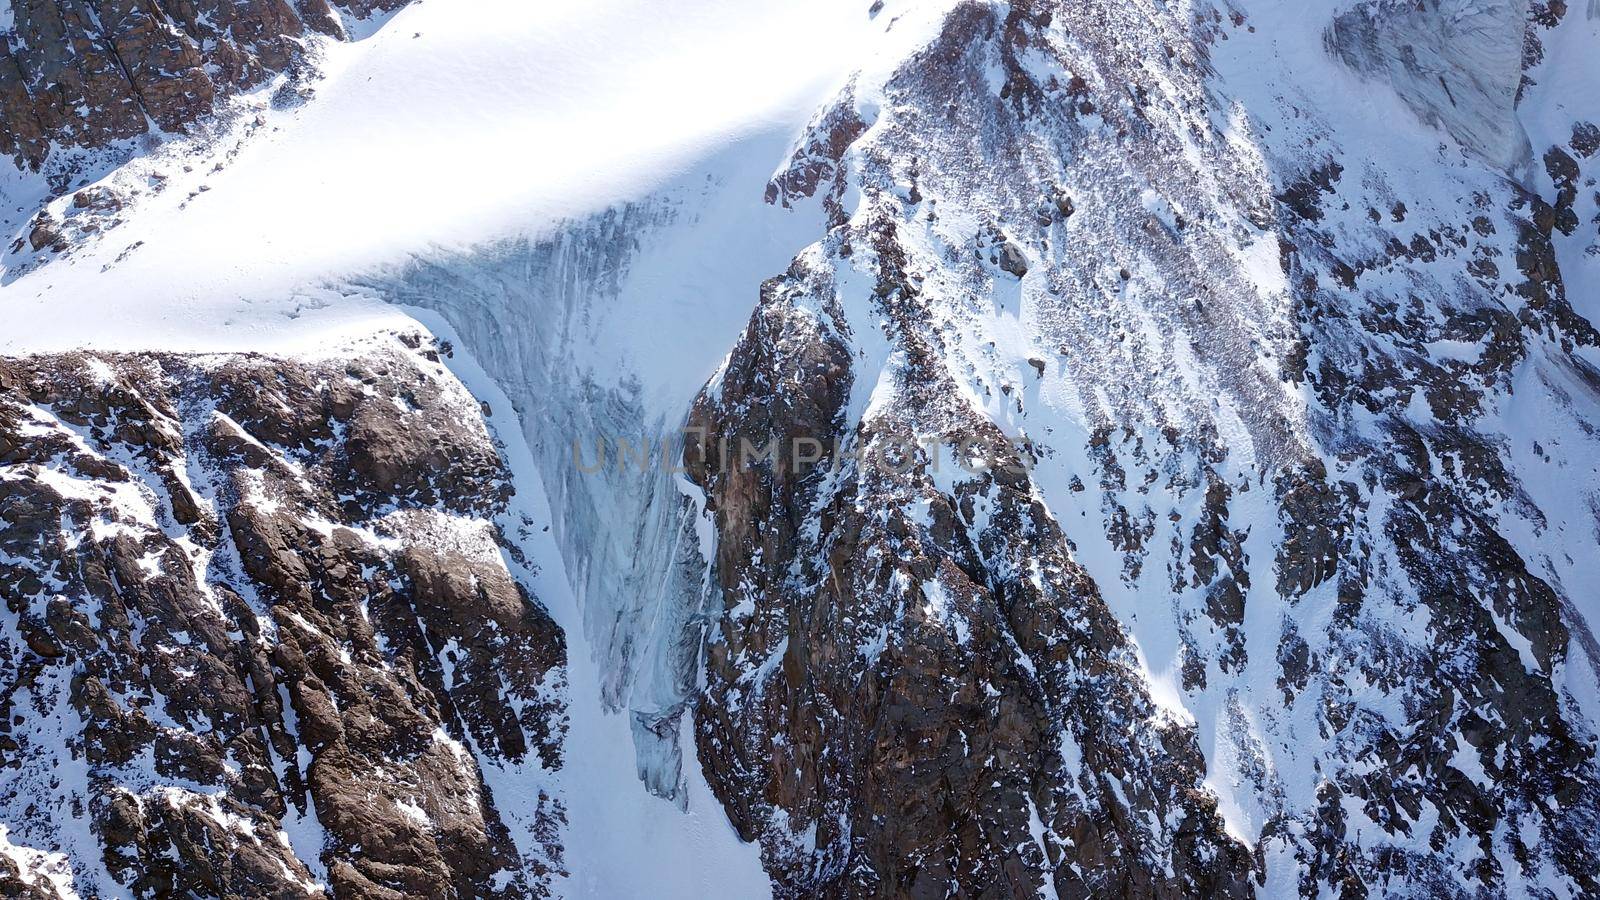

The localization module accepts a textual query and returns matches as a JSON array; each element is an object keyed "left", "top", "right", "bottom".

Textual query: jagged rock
[
  {"left": 1572, "top": 121, "right": 1600, "bottom": 158},
  {"left": 25, "top": 213, "right": 64, "bottom": 252},
  {"left": 676, "top": 0, "right": 1600, "bottom": 895},
  {"left": 997, "top": 240, "right": 1029, "bottom": 277},
  {"left": 686, "top": 217, "right": 1252, "bottom": 896},
  {"left": 0, "top": 334, "right": 566, "bottom": 898}
]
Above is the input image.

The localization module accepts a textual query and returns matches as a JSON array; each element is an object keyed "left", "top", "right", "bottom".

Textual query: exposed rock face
[
  {"left": 0, "top": 333, "right": 566, "bottom": 898},
  {"left": 0, "top": 0, "right": 406, "bottom": 169},
  {"left": 684, "top": 3, "right": 1273, "bottom": 894},
  {"left": 678, "top": 0, "right": 1600, "bottom": 896},
  {"left": 687, "top": 246, "right": 1256, "bottom": 898}
]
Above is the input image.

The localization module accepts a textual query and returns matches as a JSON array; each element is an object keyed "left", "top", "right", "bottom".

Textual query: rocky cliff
[
  {"left": 678, "top": 0, "right": 1600, "bottom": 896},
  {"left": 0, "top": 333, "right": 566, "bottom": 898}
]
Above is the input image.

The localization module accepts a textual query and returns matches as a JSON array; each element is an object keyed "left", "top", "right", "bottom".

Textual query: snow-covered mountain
[{"left": 4, "top": 0, "right": 1600, "bottom": 897}]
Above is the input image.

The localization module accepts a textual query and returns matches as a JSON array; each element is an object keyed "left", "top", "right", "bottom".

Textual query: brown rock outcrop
[{"left": 0, "top": 333, "right": 565, "bottom": 898}]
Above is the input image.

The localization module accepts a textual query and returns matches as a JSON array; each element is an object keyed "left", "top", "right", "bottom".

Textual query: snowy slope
[
  {"left": 5, "top": 0, "right": 1600, "bottom": 896},
  {"left": 0, "top": 0, "right": 893, "bottom": 354},
  {"left": 0, "top": 1, "right": 909, "bottom": 897}
]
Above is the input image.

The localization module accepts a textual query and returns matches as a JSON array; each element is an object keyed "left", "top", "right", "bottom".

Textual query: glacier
[
  {"left": 357, "top": 131, "right": 837, "bottom": 800},
  {"left": 1325, "top": 0, "right": 1533, "bottom": 172}
]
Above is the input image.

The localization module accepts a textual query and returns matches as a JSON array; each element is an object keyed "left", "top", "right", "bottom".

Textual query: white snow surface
[{"left": 0, "top": 0, "right": 904, "bottom": 353}]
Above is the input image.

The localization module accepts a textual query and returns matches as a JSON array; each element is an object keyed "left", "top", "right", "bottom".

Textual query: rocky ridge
[
  {"left": 677, "top": 0, "right": 1600, "bottom": 896},
  {"left": 0, "top": 333, "right": 566, "bottom": 898}
]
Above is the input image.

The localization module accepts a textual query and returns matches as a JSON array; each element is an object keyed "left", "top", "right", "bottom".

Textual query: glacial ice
[
  {"left": 360, "top": 131, "right": 833, "bottom": 802},
  {"left": 1325, "top": 0, "right": 1533, "bottom": 172}
]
